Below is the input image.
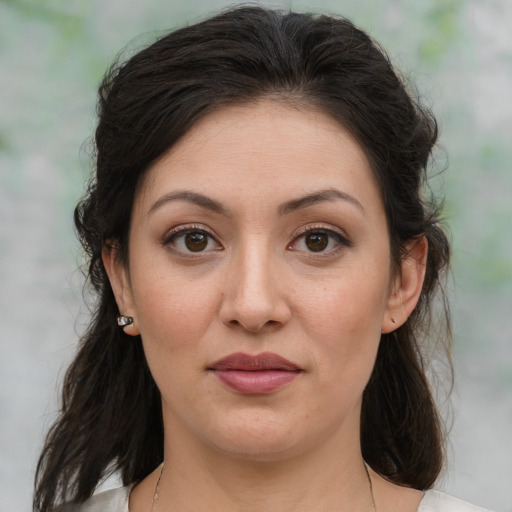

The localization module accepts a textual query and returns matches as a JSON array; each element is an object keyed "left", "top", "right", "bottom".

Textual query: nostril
[
  {"left": 219, "top": 287, "right": 291, "bottom": 332},
  {"left": 227, "top": 318, "right": 280, "bottom": 333}
]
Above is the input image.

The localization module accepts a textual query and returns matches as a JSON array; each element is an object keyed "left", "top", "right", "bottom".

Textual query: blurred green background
[{"left": 0, "top": 0, "right": 510, "bottom": 510}]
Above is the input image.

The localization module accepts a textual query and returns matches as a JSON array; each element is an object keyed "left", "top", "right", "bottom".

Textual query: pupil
[
  {"left": 306, "top": 233, "right": 328, "bottom": 252},
  {"left": 185, "top": 232, "right": 208, "bottom": 252}
]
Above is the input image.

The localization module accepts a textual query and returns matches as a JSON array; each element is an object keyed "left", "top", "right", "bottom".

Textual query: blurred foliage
[
  {"left": 0, "top": 131, "right": 10, "bottom": 152},
  {"left": 419, "top": 0, "right": 464, "bottom": 62},
  {"left": 3, "top": 0, "right": 87, "bottom": 24}
]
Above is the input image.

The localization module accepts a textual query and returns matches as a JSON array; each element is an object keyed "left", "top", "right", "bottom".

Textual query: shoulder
[
  {"left": 59, "top": 485, "right": 131, "bottom": 512},
  {"left": 418, "top": 490, "right": 494, "bottom": 512}
]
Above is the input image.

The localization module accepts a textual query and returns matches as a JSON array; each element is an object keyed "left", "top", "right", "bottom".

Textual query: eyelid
[
  {"left": 288, "top": 223, "right": 351, "bottom": 252},
  {"left": 162, "top": 224, "right": 222, "bottom": 251},
  {"left": 292, "top": 223, "right": 350, "bottom": 243},
  {"left": 162, "top": 223, "right": 210, "bottom": 242}
]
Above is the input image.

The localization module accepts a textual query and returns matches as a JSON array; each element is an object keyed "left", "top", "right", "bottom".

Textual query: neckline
[{"left": 117, "top": 486, "right": 435, "bottom": 512}]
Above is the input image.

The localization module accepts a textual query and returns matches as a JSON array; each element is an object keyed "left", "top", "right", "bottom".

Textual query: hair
[{"left": 34, "top": 6, "right": 451, "bottom": 511}]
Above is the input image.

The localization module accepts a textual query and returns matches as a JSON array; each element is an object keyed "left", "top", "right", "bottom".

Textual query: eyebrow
[
  {"left": 148, "top": 187, "right": 364, "bottom": 217},
  {"left": 148, "top": 190, "right": 228, "bottom": 216},
  {"left": 278, "top": 188, "right": 364, "bottom": 215}
]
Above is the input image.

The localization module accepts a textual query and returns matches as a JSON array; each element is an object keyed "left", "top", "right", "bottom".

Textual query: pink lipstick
[{"left": 209, "top": 352, "right": 302, "bottom": 395}]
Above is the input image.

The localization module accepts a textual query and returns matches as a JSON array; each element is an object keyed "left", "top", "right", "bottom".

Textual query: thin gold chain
[
  {"left": 365, "top": 463, "right": 377, "bottom": 512},
  {"left": 150, "top": 462, "right": 376, "bottom": 511},
  {"left": 150, "top": 463, "right": 164, "bottom": 512}
]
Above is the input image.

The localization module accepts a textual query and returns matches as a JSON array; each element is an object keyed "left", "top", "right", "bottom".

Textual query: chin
[
  {"left": 200, "top": 410, "right": 328, "bottom": 462},
  {"left": 214, "top": 436, "right": 305, "bottom": 463}
]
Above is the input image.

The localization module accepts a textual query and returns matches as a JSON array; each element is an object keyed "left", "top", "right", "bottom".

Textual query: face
[{"left": 106, "top": 100, "right": 421, "bottom": 462}]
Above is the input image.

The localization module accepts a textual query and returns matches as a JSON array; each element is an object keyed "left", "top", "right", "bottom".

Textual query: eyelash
[
  {"left": 289, "top": 225, "right": 351, "bottom": 254},
  {"left": 162, "top": 225, "right": 221, "bottom": 254},
  {"left": 162, "top": 223, "right": 351, "bottom": 255}
]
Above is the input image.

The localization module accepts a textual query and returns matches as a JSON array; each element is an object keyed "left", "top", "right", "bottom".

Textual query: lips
[{"left": 209, "top": 352, "right": 302, "bottom": 395}]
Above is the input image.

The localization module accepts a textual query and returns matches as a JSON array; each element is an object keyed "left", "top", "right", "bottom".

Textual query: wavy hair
[{"left": 34, "top": 6, "right": 451, "bottom": 511}]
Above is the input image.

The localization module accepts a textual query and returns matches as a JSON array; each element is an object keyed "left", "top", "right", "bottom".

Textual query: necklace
[
  {"left": 150, "top": 463, "right": 164, "bottom": 512},
  {"left": 150, "top": 462, "right": 376, "bottom": 511},
  {"left": 365, "top": 463, "right": 377, "bottom": 512}
]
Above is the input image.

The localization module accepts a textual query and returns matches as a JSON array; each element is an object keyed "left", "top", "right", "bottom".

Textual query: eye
[
  {"left": 303, "top": 232, "right": 330, "bottom": 252},
  {"left": 289, "top": 227, "right": 349, "bottom": 254},
  {"left": 163, "top": 226, "right": 221, "bottom": 254}
]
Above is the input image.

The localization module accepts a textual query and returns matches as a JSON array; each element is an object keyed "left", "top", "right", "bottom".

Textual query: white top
[{"left": 63, "top": 486, "right": 494, "bottom": 512}]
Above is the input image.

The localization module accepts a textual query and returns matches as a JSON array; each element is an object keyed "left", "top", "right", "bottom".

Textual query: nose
[{"left": 219, "top": 240, "right": 291, "bottom": 333}]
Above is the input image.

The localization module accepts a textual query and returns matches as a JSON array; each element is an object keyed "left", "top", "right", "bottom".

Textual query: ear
[
  {"left": 381, "top": 236, "right": 428, "bottom": 334},
  {"left": 102, "top": 242, "right": 140, "bottom": 336}
]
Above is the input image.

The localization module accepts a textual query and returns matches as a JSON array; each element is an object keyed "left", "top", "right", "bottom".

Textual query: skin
[{"left": 104, "top": 100, "right": 427, "bottom": 512}]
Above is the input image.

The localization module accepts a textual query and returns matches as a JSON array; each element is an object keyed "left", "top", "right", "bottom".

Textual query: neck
[{"left": 153, "top": 429, "right": 374, "bottom": 512}]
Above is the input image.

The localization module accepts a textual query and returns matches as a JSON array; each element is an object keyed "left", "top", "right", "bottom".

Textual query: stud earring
[{"left": 117, "top": 315, "right": 133, "bottom": 327}]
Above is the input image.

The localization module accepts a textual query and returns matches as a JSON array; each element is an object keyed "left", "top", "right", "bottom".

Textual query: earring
[{"left": 117, "top": 315, "right": 133, "bottom": 327}]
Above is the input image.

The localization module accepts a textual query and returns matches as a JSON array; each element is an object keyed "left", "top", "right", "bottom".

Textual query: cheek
[
  {"left": 132, "top": 275, "right": 223, "bottom": 406},
  {"left": 299, "top": 270, "right": 390, "bottom": 336},
  {"left": 296, "top": 270, "right": 389, "bottom": 378},
  {"left": 131, "top": 265, "right": 222, "bottom": 353}
]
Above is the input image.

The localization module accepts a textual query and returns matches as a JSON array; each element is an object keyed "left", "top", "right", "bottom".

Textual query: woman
[{"left": 34, "top": 6, "right": 491, "bottom": 512}]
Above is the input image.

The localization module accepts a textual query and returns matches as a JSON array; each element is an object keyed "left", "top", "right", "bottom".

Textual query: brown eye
[
  {"left": 184, "top": 231, "right": 208, "bottom": 252},
  {"left": 165, "top": 227, "right": 220, "bottom": 254},
  {"left": 305, "top": 232, "right": 329, "bottom": 252},
  {"left": 289, "top": 227, "right": 350, "bottom": 254}
]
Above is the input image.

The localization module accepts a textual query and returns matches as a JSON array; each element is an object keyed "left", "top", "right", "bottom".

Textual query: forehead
[{"left": 137, "top": 100, "right": 382, "bottom": 215}]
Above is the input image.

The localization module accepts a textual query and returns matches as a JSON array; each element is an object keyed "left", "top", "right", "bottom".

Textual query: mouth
[{"left": 208, "top": 352, "right": 303, "bottom": 395}]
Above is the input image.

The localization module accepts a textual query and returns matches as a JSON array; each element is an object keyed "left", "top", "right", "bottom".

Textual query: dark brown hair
[{"left": 34, "top": 6, "right": 451, "bottom": 511}]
